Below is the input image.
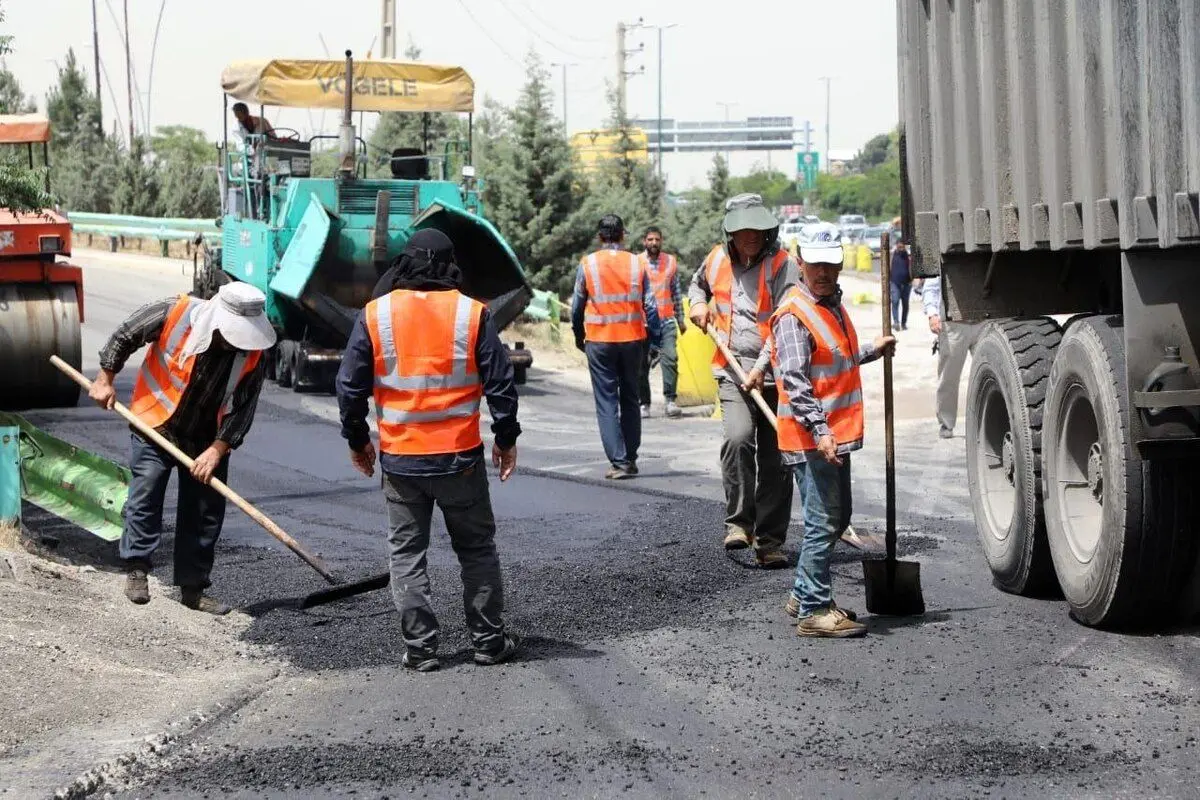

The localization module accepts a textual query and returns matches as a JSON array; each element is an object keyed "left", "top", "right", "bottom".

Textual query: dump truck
[
  {"left": 0, "top": 115, "right": 84, "bottom": 410},
  {"left": 898, "top": 1, "right": 1200, "bottom": 628},
  {"left": 195, "top": 52, "right": 533, "bottom": 390}
]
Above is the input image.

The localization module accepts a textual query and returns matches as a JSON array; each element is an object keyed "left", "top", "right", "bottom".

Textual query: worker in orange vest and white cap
[
  {"left": 772, "top": 223, "right": 895, "bottom": 637},
  {"left": 89, "top": 282, "right": 276, "bottom": 614},
  {"left": 337, "top": 229, "right": 522, "bottom": 673},
  {"left": 571, "top": 214, "right": 663, "bottom": 480},
  {"left": 687, "top": 193, "right": 799, "bottom": 568}
]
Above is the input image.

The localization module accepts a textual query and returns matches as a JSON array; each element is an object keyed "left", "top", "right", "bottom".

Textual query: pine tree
[{"left": 0, "top": 63, "right": 34, "bottom": 114}]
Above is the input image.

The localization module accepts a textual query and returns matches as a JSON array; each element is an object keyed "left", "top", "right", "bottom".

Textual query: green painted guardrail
[{"left": 64, "top": 212, "right": 221, "bottom": 255}]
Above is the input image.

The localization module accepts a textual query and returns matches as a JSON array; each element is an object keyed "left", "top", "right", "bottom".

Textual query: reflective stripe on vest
[
  {"left": 770, "top": 289, "right": 865, "bottom": 453},
  {"left": 704, "top": 246, "right": 786, "bottom": 368},
  {"left": 367, "top": 289, "right": 485, "bottom": 457},
  {"left": 640, "top": 252, "right": 677, "bottom": 321},
  {"left": 582, "top": 249, "right": 646, "bottom": 343},
  {"left": 128, "top": 294, "right": 262, "bottom": 430}
]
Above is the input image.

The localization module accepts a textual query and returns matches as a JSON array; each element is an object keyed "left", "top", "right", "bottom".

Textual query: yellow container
[
  {"left": 856, "top": 244, "right": 872, "bottom": 272},
  {"left": 675, "top": 299, "right": 718, "bottom": 407}
]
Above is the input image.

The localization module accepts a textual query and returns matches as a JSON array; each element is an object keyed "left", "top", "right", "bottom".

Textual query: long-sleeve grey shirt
[
  {"left": 570, "top": 245, "right": 663, "bottom": 346},
  {"left": 774, "top": 282, "right": 880, "bottom": 464},
  {"left": 687, "top": 244, "right": 799, "bottom": 380}
]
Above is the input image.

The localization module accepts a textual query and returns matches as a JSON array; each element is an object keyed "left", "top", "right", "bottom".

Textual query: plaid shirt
[
  {"left": 99, "top": 298, "right": 267, "bottom": 456},
  {"left": 773, "top": 282, "right": 879, "bottom": 464}
]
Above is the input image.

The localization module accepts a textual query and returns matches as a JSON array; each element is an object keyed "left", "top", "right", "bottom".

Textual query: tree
[
  {"left": 0, "top": 1, "right": 49, "bottom": 211},
  {"left": 112, "top": 138, "right": 161, "bottom": 217},
  {"left": 152, "top": 126, "right": 219, "bottom": 218},
  {"left": 43, "top": 48, "right": 117, "bottom": 211},
  {"left": 45, "top": 49, "right": 101, "bottom": 146},
  {"left": 663, "top": 155, "right": 730, "bottom": 280},
  {"left": 0, "top": 64, "right": 34, "bottom": 114}
]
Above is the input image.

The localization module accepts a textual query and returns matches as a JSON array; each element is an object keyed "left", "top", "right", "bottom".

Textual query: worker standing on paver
[
  {"left": 337, "top": 230, "right": 522, "bottom": 673},
  {"left": 688, "top": 194, "right": 799, "bottom": 568},
  {"left": 637, "top": 226, "right": 687, "bottom": 419},
  {"left": 922, "top": 276, "right": 981, "bottom": 439},
  {"left": 88, "top": 283, "right": 276, "bottom": 614},
  {"left": 772, "top": 225, "right": 895, "bottom": 637},
  {"left": 572, "top": 214, "right": 663, "bottom": 480}
]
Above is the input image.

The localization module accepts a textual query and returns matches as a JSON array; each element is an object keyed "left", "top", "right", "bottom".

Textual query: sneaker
[
  {"left": 605, "top": 466, "right": 634, "bottom": 480},
  {"left": 665, "top": 401, "right": 682, "bottom": 419},
  {"left": 124, "top": 569, "right": 150, "bottom": 605},
  {"left": 402, "top": 651, "right": 440, "bottom": 672},
  {"left": 179, "top": 587, "right": 231, "bottom": 616},
  {"left": 785, "top": 595, "right": 857, "bottom": 622},
  {"left": 474, "top": 633, "right": 522, "bottom": 666},
  {"left": 639, "top": 405, "right": 651, "bottom": 419},
  {"left": 796, "top": 607, "right": 867, "bottom": 638},
  {"left": 723, "top": 525, "right": 752, "bottom": 550},
  {"left": 754, "top": 549, "right": 789, "bottom": 569},
  {"left": 626, "top": 461, "right": 639, "bottom": 476},
  {"left": 939, "top": 426, "right": 954, "bottom": 439}
]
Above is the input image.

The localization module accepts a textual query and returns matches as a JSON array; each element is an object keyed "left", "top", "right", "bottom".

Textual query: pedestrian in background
[
  {"left": 890, "top": 240, "right": 913, "bottom": 331},
  {"left": 922, "top": 275, "right": 982, "bottom": 439},
  {"left": 688, "top": 194, "right": 799, "bottom": 568},
  {"left": 572, "top": 214, "right": 663, "bottom": 480},
  {"left": 337, "top": 230, "right": 522, "bottom": 673},
  {"left": 771, "top": 228, "right": 895, "bottom": 637},
  {"left": 637, "top": 226, "right": 687, "bottom": 419}
]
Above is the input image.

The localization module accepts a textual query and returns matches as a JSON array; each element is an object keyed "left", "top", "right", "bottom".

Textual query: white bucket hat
[{"left": 181, "top": 282, "right": 277, "bottom": 358}]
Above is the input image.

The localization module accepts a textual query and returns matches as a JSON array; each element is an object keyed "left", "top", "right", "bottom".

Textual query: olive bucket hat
[{"left": 722, "top": 193, "right": 779, "bottom": 235}]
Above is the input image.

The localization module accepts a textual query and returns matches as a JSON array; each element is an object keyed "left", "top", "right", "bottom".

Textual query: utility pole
[
  {"left": 123, "top": 0, "right": 133, "bottom": 146},
  {"left": 615, "top": 21, "right": 644, "bottom": 117},
  {"left": 819, "top": 76, "right": 833, "bottom": 173},
  {"left": 91, "top": 0, "right": 102, "bottom": 133},
  {"left": 381, "top": 0, "right": 397, "bottom": 58},
  {"left": 550, "top": 62, "right": 577, "bottom": 132}
]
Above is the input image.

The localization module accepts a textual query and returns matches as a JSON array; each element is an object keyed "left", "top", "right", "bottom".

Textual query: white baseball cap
[{"left": 798, "top": 222, "right": 844, "bottom": 266}]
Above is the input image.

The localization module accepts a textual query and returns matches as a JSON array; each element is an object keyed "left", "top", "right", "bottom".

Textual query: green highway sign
[{"left": 796, "top": 151, "right": 820, "bottom": 189}]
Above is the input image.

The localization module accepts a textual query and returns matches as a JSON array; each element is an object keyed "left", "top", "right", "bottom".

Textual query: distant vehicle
[
  {"left": 800, "top": 214, "right": 821, "bottom": 225},
  {"left": 860, "top": 224, "right": 889, "bottom": 255},
  {"left": 778, "top": 221, "right": 806, "bottom": 247},
  {"left": 837, "top": 213, "right": 868, "bottom": 238}
]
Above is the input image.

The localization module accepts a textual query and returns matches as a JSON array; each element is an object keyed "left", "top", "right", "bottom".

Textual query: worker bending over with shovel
[
  {"left": 89, "top": 282, "right": 276, "bottom": 614},
  {"left": 337, "top": 230, "right": 522, "bottom": 673},
  {"left": 688, "top": 193, "right": 799, "bottom": 568},
  {"left": 772, "top": 223, "right": 895, "bottom": 637}
]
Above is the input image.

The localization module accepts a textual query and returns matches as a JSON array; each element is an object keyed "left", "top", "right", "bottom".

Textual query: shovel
[
  {"left": 705, "top": 329, "right": 883, "bottom": 553},
  {"left": 862, "top": 232, "right": 925, "bottom": 616}
]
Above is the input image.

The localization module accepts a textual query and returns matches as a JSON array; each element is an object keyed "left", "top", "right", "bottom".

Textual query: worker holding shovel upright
[
  {"left": 89, "top": 283, "right": 276, "bottom": 614},
  {"left": 687, "top": 193, "right": 799, "bottom": 568},
  {"left": 771, "top": 223, "right": 896, "bottom": 638}
]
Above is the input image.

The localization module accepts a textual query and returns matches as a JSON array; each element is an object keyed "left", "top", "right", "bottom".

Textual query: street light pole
[
  {"left": 549, "top": 61, "right": 577, "bottom": 132},
  {"left": 653, "top": 24, "right": 677, "bottom": 185},
  {"left": 819, "top": 76, "right": 833, "bottom": 173}
]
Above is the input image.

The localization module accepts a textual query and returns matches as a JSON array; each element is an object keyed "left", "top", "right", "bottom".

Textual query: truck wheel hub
[
  {"left": 1087, "top": 442, "right": 1104, "bottom": 501},
  {"left": 1001, "top": 432, "right": 1015, "bottom": 485}
]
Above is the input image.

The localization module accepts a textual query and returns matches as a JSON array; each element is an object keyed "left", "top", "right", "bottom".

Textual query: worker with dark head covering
[
  {"left": 336, "top": 228, "right": 523, "bottom": 672},
  {"left": 570, "top": 214, "right": 663, "bottom": 480}
]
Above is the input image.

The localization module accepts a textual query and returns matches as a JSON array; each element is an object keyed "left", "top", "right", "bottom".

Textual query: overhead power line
[
  {"left": 454, "top": 0, "right": 525, "bottom": 68},
  {"left": 494, "top": 0, "right": 605, "bottom": 60},
  {"left": 514, "top": 0, "right": 604, "bottom": 45}
]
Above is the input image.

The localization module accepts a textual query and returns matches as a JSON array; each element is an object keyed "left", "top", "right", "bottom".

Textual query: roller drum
[{"left": 0, "top": 283, "right": 83, "bottom": 409}]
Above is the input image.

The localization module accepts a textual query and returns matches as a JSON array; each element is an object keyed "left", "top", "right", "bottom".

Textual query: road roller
[
  {"left": 0, "top": 114, "right": 84, "bottom": 410},
  {"left": 195, "top": 52, "right": 534, "bottom": 393}
]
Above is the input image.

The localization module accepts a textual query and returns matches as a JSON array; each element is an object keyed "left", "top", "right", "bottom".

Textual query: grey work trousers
[
  {"left": 936, "top": 321, "right": 983, "bottom": 433},
  {"left": 717, "top": 378, "right": 793, "bottom": 551},
  {"left": 384, "top": 462, "right": 506, "bottom": 658}
]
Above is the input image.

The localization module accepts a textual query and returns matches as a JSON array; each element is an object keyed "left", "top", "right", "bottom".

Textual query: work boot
[
  {"left": 939, "top": 426, "right": 954, "bottom": 439},
  {"left": 605, "top": 465, "right": 634, "bottom": 480},
  {"left": 665, "top": 401, "right": 682, "bottom": 419},
  {"left": 474, "top": 633, "right": 522, "bottom": 666},
  {"left": 179, "top": 587, "right": 231, "bottom": 616},
  {"left": 640, "top": 405, "right": 651, "bottom": 419},
  {"left": 785, "top": 595, "right": 857, "bottom": 622},
  {"left": 796, "top": 607, "right": 867, "bottom": 639},
  {"left": 124, "top": 569, "right": 150, "bottom": 605},
  {"left": 402, "top": 651, "right": 440, "bottom": 673},
  {"left": 723, "top": 525, "right": 752, "bottom": 550},
  {"left": 754, "top": 549, "right": 789, "bottom": 569}
]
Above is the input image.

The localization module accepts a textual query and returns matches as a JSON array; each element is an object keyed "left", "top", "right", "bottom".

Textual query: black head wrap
[{"left": 372, "top": 229, "right": 462, "bottom": 298}]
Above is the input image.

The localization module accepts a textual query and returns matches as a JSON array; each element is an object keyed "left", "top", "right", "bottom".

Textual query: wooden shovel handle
[
  {"left": 51, "top": 355, "right": 340, "bottom": 585},
  {"left": 706, "top": 329, "right": 779, "bottom": 432}
]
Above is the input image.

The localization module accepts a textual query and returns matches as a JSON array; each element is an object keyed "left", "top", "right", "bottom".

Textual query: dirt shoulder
[{"left": 0, "top": 530, "right": 280, "bottom": 799}]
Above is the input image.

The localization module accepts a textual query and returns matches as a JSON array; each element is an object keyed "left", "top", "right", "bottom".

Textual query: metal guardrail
[{"left": 65, "top": 212, "right": 221, "bottom": 255}]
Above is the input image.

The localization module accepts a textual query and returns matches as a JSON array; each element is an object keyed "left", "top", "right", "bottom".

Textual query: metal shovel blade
[
  {"left": 862, "top": 558, "right": 925, "bottom": 616},
  {"left": 298, "top": 571, "right": 390, "bottom": 609}
]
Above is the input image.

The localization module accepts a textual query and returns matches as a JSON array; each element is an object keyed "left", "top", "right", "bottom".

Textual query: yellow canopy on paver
[{"left": 220, "top": 59, "right": 475, "bottom": 113}]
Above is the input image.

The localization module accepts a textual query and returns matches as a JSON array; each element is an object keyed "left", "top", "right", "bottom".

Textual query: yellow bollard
[
  {"left": 856, "top": 244, "right": 872, "bottom": 272},
  {"left": 675, "top": 299, "right": 719, "bottom": 407}
]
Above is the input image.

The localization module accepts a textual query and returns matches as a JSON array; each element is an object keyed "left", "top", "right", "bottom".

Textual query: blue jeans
[
  {"left": 638, "top": 319, "right": 679, "bottom": 405},
  {"left": 790, "top": 456, "right": 853, "bottom": 616},
  {"left": 890, "top": 281, "right": 912, "bottom": 328},
  {"left": 119, "top": 433, "right": 229, "bottom": 588},
  {"left": 586, "top": 340, "right": 643, "bottom": 468}
]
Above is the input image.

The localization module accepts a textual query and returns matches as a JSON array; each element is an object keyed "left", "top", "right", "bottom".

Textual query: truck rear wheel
[
  {"left": 1042, "top": 315, "right": 1200, "bottom": 628},
  {"left": 966, "top": 319, "right": 1061, "bottom": 595}
]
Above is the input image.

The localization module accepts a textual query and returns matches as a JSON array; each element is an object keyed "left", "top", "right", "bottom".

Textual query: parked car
[
  {"left": 860, "top": 224, "right": 889, "bottom": 255},
  {"left": 837, "top": 213, "right": 867, "bottom": 239}
]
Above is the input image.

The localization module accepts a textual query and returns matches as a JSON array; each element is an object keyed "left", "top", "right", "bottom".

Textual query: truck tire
[
  {"left": 1042, "top": 315, "right": 1200, "bottom": 628},
  {"left": 965, "top": 319, "right": 1061, "bottom": 595},
  {"left": 276, "top": 340, "right": 295, "bottom": 388}
]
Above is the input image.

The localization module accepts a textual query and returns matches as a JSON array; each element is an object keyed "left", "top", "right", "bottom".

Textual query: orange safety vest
[
  {"left": 770, "top": 287, "right": 865, "bottom": 453},
  {"left": 702, "top": 245, "right": 788, "bottom": 368},
  {"left": 581, "top": 248, "right": 648, "bottom": 343},
  {"left": 639, "top": 251, "right": 678, "bottom": 322},
  {"left": 128, "top": 294, "right": 262, "bottom": 430},
  {"left": 365, "top": 288, "right": 485, "bottom": 457}
]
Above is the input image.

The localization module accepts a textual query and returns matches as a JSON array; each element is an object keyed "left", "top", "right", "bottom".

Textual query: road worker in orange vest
[
  {"left": 687, "top": 193, "right": 799, "bottom": 568},
  {"left": 637, "top": 225, "right": 687, "bottom": 419},
  {"left": 89, "top": 282, "right": 277, "bottom": 613},
  {"left": 571, "top": 214, "right": 663, "bottom": 480},
  {"left": 772, "top": 223, "right": 895, "bottom": 638},
  {"left": 336, "top": 230, "right": 522, "bottom": 672}
]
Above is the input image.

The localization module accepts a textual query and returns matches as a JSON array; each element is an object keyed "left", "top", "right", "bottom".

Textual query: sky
[{"left": 3, "top": 0, "right": 899, "bottom": 189}]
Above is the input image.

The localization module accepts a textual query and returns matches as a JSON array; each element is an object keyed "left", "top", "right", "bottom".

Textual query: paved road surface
[{"left": 15, "top": 250, "right": 1200, "bottom": 798}]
